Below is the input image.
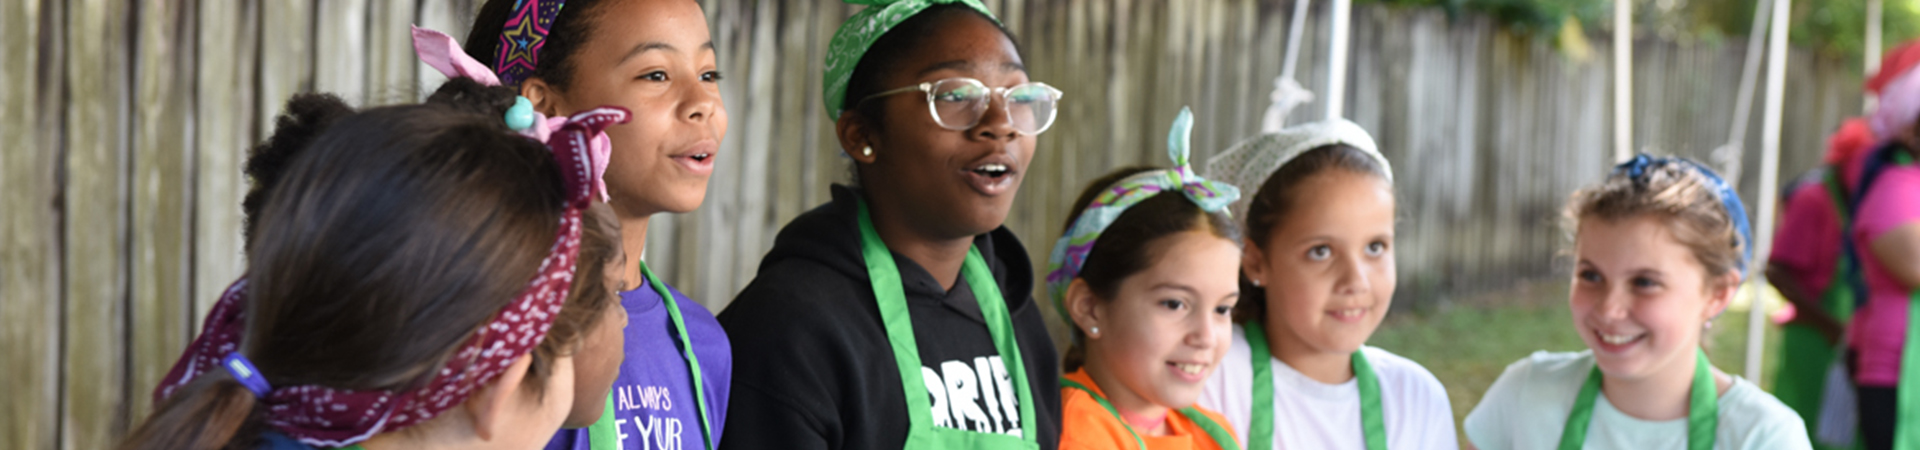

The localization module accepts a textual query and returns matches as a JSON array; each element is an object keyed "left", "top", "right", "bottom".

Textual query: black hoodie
[{"left": 718, "top": 185, "right": 1062, "bottom": 450}]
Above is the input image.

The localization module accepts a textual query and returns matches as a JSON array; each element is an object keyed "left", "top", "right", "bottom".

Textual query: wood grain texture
[
  {"left": 61, "top": 0, "right": 132, "bottom": 447},
  {"left": 2, "top": 0, "right": 61, "bottom": 448}
]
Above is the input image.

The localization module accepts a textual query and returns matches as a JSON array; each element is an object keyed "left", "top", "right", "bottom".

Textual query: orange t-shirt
[{"left": 1059, "top": 369, "right": 1240, "bottom": 450}]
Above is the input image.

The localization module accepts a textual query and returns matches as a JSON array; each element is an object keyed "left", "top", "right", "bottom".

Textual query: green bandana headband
[
  {"left": 1046, "top": 108, "right": 1243, "bottom": 320},
  {"left": 822, "top": 0, "right": 998, "bottom": 118}
]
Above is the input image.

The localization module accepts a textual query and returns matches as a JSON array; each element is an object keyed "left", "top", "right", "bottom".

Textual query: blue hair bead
[{"left": 506, "top": 96, "right": 536, "bottom": 131}]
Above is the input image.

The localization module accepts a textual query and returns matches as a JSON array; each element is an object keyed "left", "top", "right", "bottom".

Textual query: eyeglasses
[{"left": 860, "top": 77, "right": 1064, "bottom": 136}]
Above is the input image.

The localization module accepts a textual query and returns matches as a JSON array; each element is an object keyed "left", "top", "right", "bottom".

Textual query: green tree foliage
[{"left": 1360, "top": 0, "right": 1920, "bottom": 69}]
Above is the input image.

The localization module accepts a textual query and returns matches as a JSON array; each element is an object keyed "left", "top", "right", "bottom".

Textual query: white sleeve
[
  {"left": 1462, "top": 358, "right": 1531, "bottom": 450},
  {"left": 1421, "top": 373, "right": 1460, "bottom": 450}
]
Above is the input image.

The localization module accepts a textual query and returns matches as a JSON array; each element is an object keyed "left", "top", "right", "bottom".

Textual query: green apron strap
[
  {"left": 855, "top": 198, "right": 1038, "bottom": 447},
  {"left": 1896, "top": 290, "right": 1920, "bottom": 450},
  {"left": 587, "top": 391, "right": 619, "bottom": 450},
  {"left": 1557, "top": 350, "right": 1718, "bottom": 450},
  {"left": 1059, "top": 377, "right": 1147, "bottom": 450},
  {"left": 1353, "top": 350, "right": 1389, "bottom": 450},
  {"left": 639, "top": 262, "right": 716, "bottom": 450},
  {"left": 1243, "top": 322, "right": 1276, "bottom": 449},
  {"left": 1179, "top": 406, "right": 1246, "bottom": 450}
]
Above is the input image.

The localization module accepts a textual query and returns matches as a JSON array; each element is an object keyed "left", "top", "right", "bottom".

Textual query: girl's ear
[
  {"left": 1242, "top": 243, "right": 1271, "bottom": 286},
  {"left": 1065, "top": 279, "right": 1104, "bottom": 339},
  {"left": 835, "top": 112, "right": 878, "bottom": 165},
  {"left": 519, "top": 78, "right": 564, "bottom": 117},
  {"left": 465, "top": 353, "right": 535, "bottom": 441},
  {"left": 1702, "top": 272, "right": 1741, "bottom": 322}
]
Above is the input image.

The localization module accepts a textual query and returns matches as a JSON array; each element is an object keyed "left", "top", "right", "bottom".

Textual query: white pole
[
  {"left": 1614, "top": 0, "right": 1633, "bottom": 162},
  {"left": 1325, "top": 0, "right": 1351, "bottom": 120},
  {"left": 1867, "top": 0, "right": 1884, "bottom": 113},
  {"left": 1726, "top": 0, "right": 1773, "bottom": 148},
  {"left": 1748, "top": 0, "right": 1792, "bottom": 382}
]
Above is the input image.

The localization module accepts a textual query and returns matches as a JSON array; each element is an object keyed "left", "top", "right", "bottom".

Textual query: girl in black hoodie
[{"left": 717, "top": 1, "right": 1065, "bottom": 449}]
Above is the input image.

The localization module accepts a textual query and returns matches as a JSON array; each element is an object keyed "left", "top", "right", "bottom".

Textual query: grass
[{"left": 1368, "top": 280, "right": 1786, "bottom": 447}]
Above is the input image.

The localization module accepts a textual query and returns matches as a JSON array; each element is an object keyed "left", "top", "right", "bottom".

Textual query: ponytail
[
  {"left": 242, "top": 93, "right": 352, "bottom": 248},
  {"left": 118, "top": 371, "right": 263, "bottom": 450}
]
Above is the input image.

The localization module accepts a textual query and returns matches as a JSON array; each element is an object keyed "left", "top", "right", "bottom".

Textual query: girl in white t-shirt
[
  {"left": 1196, "top": 120, "right": 1457, "bottom": 450},
  {"left": 1463, "top": 155, "right": 1812, "bottom": 450}
]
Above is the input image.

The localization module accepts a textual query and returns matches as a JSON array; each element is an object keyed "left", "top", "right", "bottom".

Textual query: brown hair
[
  {"left": 1562, "top": 161, "right": 1745, "bottom": 284},
  {"left": 1058, "top": 167, "right": 1242, "bottom": 372},
  {"left": 119, "top": 78, "right": 608, "bottom": 450},
  {"left": 1234, "top": 145, "right": 1392, "bottom": 324}
]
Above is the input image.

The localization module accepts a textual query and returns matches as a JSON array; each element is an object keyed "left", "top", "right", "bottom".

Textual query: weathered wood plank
[
  {"left": 2, "top": 0, "right": 61, "bottom": 448},
  {"left": 314, "top": 0, "right": 368, "bottom": 104},
  {"left": 193, "top": 0, "right": 258, "bottom": 323},
  {"left": 128, "top": 0, "right": 197, "bottom": 420},
  {"left": 62, "top": 0, "right": 133, "bottom": 447},
  {"left": 366, "top": 0, "right": 419, "bottom": 104}
]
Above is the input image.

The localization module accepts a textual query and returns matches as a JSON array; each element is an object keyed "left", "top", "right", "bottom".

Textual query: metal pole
[
  {"left": 1614, "top": 0, "right": 1633, "bottom": 162},
  {"left": 1747, "top": 0, "right": 1792, "bottom": 382},
  {"left": 1726, "top": 0, "right": 1774, "bottom": 148},
  {"left": 1325, "top": 0, "right": 1351, "bottom": 120}
]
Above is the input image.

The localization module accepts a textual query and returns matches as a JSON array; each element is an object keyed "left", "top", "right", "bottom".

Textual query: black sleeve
[
  {"left": 1013, "top": 295, "right": 1063, "bottom": 450},
  {"left": 718, "top": 263, "right": 868, "bottom": 450}
]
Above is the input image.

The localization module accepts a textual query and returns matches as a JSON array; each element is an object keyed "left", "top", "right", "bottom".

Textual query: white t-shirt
[
  {"left": 1197, "top": 323, "right": 1459, "bottom": 450},
  {"left": 1463, "top": 350, "right": 1812, "bottom": 450}
]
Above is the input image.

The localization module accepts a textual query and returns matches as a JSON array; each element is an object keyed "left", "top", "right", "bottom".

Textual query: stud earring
[
  {"left": 862, "top": 146, "right": 873, "bottom": 157},
  {"left": 1252, "top": 279, "right": 1263, "bottom": 287},
  {"left": 1089, "top": 326, "right": 1099, "bottom": 337}
]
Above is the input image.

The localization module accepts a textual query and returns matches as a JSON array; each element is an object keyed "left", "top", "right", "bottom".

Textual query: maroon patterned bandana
[{"left": 155, "top": 106, "right": 630, "bottom": 446}]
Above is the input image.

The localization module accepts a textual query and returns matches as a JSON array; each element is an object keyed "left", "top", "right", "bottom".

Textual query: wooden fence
[{"left": 0, "top": 0, "right": 1864, "bottom": 448}]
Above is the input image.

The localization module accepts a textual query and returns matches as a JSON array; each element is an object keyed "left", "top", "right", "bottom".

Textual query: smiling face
[
  {"left": 1244, "top": 170, "right": 1396, "bottom": 359},
  {"left": 1079, "top": 231, "right": 1241, "bottom": 413},
  {"left": 1570, "top": 215, "right": 1736, "bottom": 382},
  {"left": 840, "top": 11, "right": 1037, "bottom": 239},
  {"left": 529, "top": 0, "right": 727, "bottom": 216}
]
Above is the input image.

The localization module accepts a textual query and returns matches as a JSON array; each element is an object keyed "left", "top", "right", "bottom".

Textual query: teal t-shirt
[{"left": 1463, "top": 350, "right": 1811, "bottom": 450}]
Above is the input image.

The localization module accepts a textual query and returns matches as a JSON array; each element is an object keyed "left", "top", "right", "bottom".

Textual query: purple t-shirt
[{"left": 546, "top": 275, "right": 732, "bottom": 450}]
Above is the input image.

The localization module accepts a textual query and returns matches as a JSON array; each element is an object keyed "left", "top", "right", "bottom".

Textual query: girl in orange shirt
[{"left": 1048, "top": 109, "right": 1245, "bottom": 450}]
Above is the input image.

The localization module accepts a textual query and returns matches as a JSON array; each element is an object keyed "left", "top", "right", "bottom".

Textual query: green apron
[
  {"left": 584, "top": 262, "right": 717, "bottom": 450},
  {"left": 1555, "top": 349, "right": 1718, "bottom": 450},
  {"left": 856, "top": 198, "right": 1040, "bottom": 449},
  {"left": 1773, "top": 169, "right": 1859, "bottom": 450},
  {"left": 1058, "top": 376, "right": 1241, "bottom": 450},
  {"left": 1897, "top": 288, "right": 1920, "bottom": 450},
  {"left": 1241, "top": 322, "right": 1387, "bottom": 450}
]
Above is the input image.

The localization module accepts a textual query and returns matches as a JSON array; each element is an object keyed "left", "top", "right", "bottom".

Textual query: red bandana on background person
[{"left": 150, "top": 27, "right": 629, "bottom": 448}]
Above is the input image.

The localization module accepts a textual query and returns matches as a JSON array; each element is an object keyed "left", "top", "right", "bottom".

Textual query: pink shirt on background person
[
  {"left": 1849, "top": 165, "right": 1920, "bottom": 387},
  {"left": 1771, "top": 182, "right": 1845, "bottom": 296}
]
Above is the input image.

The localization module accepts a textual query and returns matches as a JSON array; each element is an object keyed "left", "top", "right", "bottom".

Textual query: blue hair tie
[
  {"left": 1610, "top": 154, "right": 1755, "bottom": 278},
  {"left": 222, "top": 352, "right": 273, "bottom": 398}
]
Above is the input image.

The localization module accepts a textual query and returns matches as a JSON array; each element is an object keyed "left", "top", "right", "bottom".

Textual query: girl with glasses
[{"left": 717, "top": 1, "right": 1065, "bottom": 449}]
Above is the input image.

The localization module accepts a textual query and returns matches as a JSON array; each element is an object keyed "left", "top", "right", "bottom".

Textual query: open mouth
[
  {"left": 1328, "top": 307, "right": 1368, "bottom": 322},
  {"left": 971, "top": 163, "right": 1011, "bottom": 179},
  {"left": 961, "top": 161, "right": 1018, "bottom": 196},
  {"left": 1167, "top": 361, "right": 1210, "bottom": 382}
]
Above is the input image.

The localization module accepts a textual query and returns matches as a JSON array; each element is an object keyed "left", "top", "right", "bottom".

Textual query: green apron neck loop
[
  {"left": 1058, "top": 376, "right": 1242, "bottom": 450},
  {"left": 1556, "top": 349, "right": 1718, "bottom": 450},
  {"left": 856, "top": 197, "right": 1039, "bottom": 448},
  {"left": 585, "top": 264, "right": 716, "bottom": 450},
  {"left": 1244, "top": 321, "right": 1388, "bottom": 450}
]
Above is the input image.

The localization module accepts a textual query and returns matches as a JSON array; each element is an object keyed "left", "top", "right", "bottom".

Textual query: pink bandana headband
[{"left": 152, "top": 26, "right": 627, "bottom": 447}]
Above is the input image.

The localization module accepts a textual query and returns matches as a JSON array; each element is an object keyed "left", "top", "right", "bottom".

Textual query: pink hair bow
[{"left": 410, "top": 25, "right": 619, "bottom": 202}]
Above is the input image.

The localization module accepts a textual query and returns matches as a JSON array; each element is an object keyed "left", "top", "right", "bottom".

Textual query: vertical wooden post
[
  {"left": 2, "top": 0, "right": 62, "bottom": 447},
  {"left": 128, "top": 0, "right": 196, "bottom": 420},
  {"left": 61, "top": 0, "right": 133, "bottom": 446}
]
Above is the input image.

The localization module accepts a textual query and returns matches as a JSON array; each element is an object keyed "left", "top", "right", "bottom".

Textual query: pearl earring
[
  {"left": 862, "top": 146, "right": 873, "bottom": 157},
  {"left": 1252, "top": 279, "right": 1263, "bottom": 287},
  {"left": 1089, "top": 326, "right": 1099, "bottom": 336}
]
